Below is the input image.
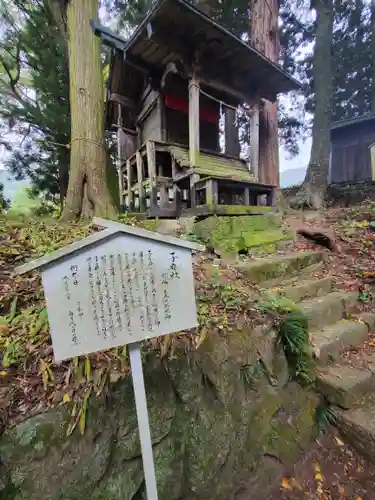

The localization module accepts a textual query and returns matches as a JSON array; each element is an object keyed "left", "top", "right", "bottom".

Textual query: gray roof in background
[{"left": 330, "top": 113, "right": 375, "bottom": 132}]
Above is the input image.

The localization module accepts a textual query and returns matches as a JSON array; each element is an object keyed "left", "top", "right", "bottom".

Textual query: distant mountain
[
  {"left": 0, "top": 170, "right": 29, "bottom": 200},
  {"left": 280, "top": 167, "right": 306, "bottom": 188}
]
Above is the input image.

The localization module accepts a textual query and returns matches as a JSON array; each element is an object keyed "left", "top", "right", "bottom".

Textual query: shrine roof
[{"left": 93, "top": 0, "right": 300, "bottom": 107}]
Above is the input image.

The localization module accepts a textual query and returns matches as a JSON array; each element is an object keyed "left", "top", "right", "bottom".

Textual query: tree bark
[
  {"left": 292, "top": 0, "right": 333, "bottom": 210},
  {"left": 249, "top": 0, "right": 280, "bottom": 187},
  {"left": 61, "top": 0, "right": 117, "bottom": 221},
  {"left": 372, "top": 0, "right": 375, "bottom": 111}
]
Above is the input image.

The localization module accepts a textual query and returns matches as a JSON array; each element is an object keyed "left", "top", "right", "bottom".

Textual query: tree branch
[{"left": 0, "top": 45, "right": 23, "bottom": 103}]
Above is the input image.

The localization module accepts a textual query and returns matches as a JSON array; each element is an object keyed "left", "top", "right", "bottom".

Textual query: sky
[{"left": 280, "top": 138, "right": 310, "bottom": 173}]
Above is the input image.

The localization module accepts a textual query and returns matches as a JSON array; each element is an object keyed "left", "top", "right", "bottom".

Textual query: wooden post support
[
  {"left": 146, "top": 141, "right": 157, "bottom": 210},
  {"left": 224, "top": 107, "right": 240, "bottom": 157},
  {"left": 370, "top": 143, "right": 375, "bottom": 182},
  {"left": 136, "top": 151, "right": 145, "bottom": 212},
  {"left": 249, "top": 100, "right": 260, "bottom": 180},
  {"left": 126, "top": 160, "right": 134, "bottom": 211},
  {"left": 159, "top": 184, "right": 169, "bottom": 208},
  {"left": 249, "top": 190, "right": 258, "bottom": 206},
  {"left": 267, "top": 188, "right": 277, "bottom": 207},
  {"left": 159, "top": 95, "right": 167, "bottom": 142},
  {"left": 244, "top": 187, "right": 250, "bottom": 206},
  {"left": 189, "top": 173, "right": 200, "bottom": 208},
  {"left": 206, "top": 179, "right": 218, "bottom": 205},
  {"left": 188, "top": 77, "right": 200, "bottom": 167},
  {"left": 171, "top": 157, "right": 181, "bottom": 213}
]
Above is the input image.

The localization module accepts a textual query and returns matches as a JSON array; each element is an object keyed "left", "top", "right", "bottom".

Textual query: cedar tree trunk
[
  {"left": 292, "top": 0, "right": 333, "bottom": 210},
  {"left": 61, "top": 0, "right": 117, "bottom": 220},
  {"left": 249, "top": 0, "right": 280, "bottom": 187}
]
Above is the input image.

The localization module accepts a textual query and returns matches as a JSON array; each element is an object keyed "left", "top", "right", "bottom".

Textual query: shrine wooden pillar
[
  {"left": 136, "top": 151, "right": 146, "bottom": 212},
  {"left": 188, "top": 76, "right": 200, "bottom": 207},
  {"left": 146, "top": 141, "right": 158, "bottom": 212},
  {"left": 225, "top": 107, "right": 240, "bottom": 157},
  {"left": 249, "top": 99, "right": 260, "bottom": 180},
  {"left": 126, "top": 160, "right": 134, "bottom": 211}
]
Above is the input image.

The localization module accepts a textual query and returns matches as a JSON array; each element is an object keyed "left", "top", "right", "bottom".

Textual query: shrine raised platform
[{"left": 119, "top": 141, "right": 276, "bottom": 219}]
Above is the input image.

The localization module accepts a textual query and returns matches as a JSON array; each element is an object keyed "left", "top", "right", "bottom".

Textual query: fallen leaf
[
  {"left": 290, "top": 477, "right": 303, "bottom": 491},
  {"left": 281, "top": 477, "right": 293, "bottom": 489},
  {"left": 335, "top": 436, "right": 345, "bottom": 446},
  {"left": 0, "top": 323, "right": 9, "bottom": 336},
  {"left": 63, "top": 393, "right": 71, "bottom": 403}
]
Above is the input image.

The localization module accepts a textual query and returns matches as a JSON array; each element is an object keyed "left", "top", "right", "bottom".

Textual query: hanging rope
[
  {"left": 35, "top": 137, "right": 106, "bottom": 149},
  {"left": 198, "top": 86, "right": 238, "bottom": 112}
]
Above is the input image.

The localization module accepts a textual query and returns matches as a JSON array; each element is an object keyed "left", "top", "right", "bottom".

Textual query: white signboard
[
  {"left": 41, "top": 232, "right": 197, "bottom": 362},
  {"left": 16, "top": 218, "right": 204, "bottom": 500}
]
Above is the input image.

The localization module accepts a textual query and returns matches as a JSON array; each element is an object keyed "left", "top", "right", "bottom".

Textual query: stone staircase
[{"left": 236, "top": 250, "right": 375, "bottom": 461}]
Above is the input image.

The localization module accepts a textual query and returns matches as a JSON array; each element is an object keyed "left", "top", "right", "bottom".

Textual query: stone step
[
  {"left": 312, "top": 315, "right": 375, "bottom": 365},
  {"left": 261, "top": 261, "right": 325, "bottom": 289},
  {"left": 299, "top": 291, "right": 358, "bottom": 331},
  {"left": 336, "top": 402, "right": 375, "bottom": 461},
  {"left": 268, "top": 276, "right": 332, "bottom": 303},
  {"left": 316, "top": 354, "right": 375, "bottom": 409},
  {"left": 236, "top": 251, "right": 324, "bottom": 284}
]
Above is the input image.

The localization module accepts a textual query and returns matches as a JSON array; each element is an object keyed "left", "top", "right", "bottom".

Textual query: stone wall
[
  {"left": 0, "top": 326, "right": 319, "bottom": 500},
  {"left": 326, "top": 182, "right": 375, "bottom": 206}
]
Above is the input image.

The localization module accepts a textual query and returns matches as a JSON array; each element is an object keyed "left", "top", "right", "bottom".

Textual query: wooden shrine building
[
  {"left": 93, "top": 0, "right": 300, "bottom": 218},
  {"left": 329, "top": 114, "right": 375, "bottom": 185}
]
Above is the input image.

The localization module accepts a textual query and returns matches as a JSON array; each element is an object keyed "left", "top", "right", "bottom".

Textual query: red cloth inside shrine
[{"left": 165, "top": 94, "right": 220, "bottom": 125}]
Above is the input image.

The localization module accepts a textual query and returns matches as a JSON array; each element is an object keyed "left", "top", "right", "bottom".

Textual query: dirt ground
[{"left": 270, "top": 430, "right": 375, "bottom": 500}]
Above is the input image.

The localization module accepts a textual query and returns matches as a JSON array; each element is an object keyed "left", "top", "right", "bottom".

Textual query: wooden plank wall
[
  {"left": 140, "top": 106, "right": 162, "bottom": 143},
  {"left": 330, "top": 120, "right": 375, "bottom": 184}
]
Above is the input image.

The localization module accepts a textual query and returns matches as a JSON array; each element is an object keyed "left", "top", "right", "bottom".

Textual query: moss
[
  {"left": 138, "top": 219, "right": 158, "bottom": 232},
  {"left": 0, "top": 473, "right": 21, "bottom": 500},
  {"left": 265, "top": 385, "right": 318, "bottom": 464},
  {"left": 91, "top": 457, "right": 143, "bottom": 500},
  {"left": 169, "top": 145, "right": 256, "bottom": 182},
  {"left": 0, "top": 409, "right": 68, "bottom": 463},
  {"left": 197, "top": 204, "right": 274, "bottom": 215},
  {"left": 193, "top": 214, "right": 287, "bottom": 254},
  {"left": 237, "top": 251, "right": 324, "bottom": 283}
]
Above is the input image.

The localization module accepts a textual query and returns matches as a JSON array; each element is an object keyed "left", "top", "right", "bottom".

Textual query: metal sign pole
[{"left": 128, "top": 341, "right": 159, "bottom": 500}]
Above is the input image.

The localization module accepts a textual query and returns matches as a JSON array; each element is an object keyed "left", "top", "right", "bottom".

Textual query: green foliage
[
  {"left": 9, "top": 187, "right": 42, "bottom": 215},
  {"left": 0, "top": 0, "right": 118, "bottom": 206},
  {"left": 0, "top": 0, "right": 70, "bottom": 202},
  {"left": 255, "top": 292, "right": 314, "bottom": 386},
  {"left": 278, "top": 310, "right": 315, "bottom": 386},
  {"left": 257, "top": 293, "right": 297, "bottom": 315},
  {"left": 315, "top": 400, "right": 338, "bottom": 433},
  {"left": 240, "top": 360, "right": 266, "bottom": 388},
  {"left": 0, "top": 181, "right": 10, "bottom": 212}
]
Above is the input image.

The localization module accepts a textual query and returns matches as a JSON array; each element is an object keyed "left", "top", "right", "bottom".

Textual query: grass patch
[{"left": 256, "top": 293, "right": 315, "bottom": 386}]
